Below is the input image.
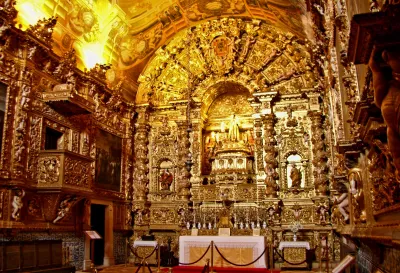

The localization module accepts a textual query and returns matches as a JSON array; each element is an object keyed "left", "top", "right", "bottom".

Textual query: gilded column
[
  {"left": 254, "top": 118, "right": 264, "bottom": 173},
  {"left": 133, "top": 107, "right": 150, "bottom": 202},
  {"left": 309, "top": 111, "right": 329, "bottom": 196},
  {"left": 176, "top": 121, "right": 191, "bottom": 201},
  {"left": 262, "top": 113, "right": 279, "bottom": 198}
]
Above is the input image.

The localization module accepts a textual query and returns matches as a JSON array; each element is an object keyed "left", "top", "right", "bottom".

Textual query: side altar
[{"left": 278, "top": 241, "right": 310, "bottom": 269}]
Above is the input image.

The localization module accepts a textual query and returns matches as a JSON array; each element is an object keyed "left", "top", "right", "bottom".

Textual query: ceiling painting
[{"left": 15, "top": 0, "right": 313, "bottom": 98}]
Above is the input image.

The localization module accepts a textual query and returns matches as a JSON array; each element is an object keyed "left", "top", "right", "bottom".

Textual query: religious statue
[
  {"left": 290, "top": 163, "right": 302, "bottom": 188},
  {"left": 228, "top": 114, "right": 240, "bottom": 142},
  {"left": 333, "top": 182, "right": 349, "bottom": 222},
  {"left": 11, "top": 189, "right": 25, "bottom": 220},
  {"left": 159, "top": 169, "right": 173, "bottom": 190},
  {"left": 369, "top": 48, "right": 400, "bottom": 171},
  {"left": 349, "top": 169, "right": 366, "bottom": 223}
]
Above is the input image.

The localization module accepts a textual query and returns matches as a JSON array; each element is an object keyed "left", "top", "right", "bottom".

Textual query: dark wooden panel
[
  {"left": 37, "top": 243, "right": 51, "bottom": 267},
  {"left": 51, "top": 241, "right": 62, "bottom": 267},
  {"left": 5, "top": 244, "right": 20, "bottom": 271},
  {"left": 22, "top": 243, "right": 36, "bottom": 269}
]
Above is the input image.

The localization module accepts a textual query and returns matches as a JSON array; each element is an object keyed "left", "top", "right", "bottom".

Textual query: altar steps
[{"left": 172, "top": 266, "right": 280, "bottom": 273}]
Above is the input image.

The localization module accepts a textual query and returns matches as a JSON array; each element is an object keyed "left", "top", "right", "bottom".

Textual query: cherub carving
[
  {"left": 333, "top": 182, "right": 349, "bottom": 222},
  {"left": 11, "top": 189, "right": 25, "bottom": 220},
  {"left": 53, "top": 196, "right": 77, "bottom": 224}
]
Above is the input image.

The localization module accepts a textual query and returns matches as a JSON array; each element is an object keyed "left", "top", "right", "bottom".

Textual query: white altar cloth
[
  {"left": 179, "top": 236, "right": 266, "bottom": 268},
  {"left": 133, "top": 240, "right": 158, "bottom": 248},
  {"left": 278, "top": 241, "right": 310, "bottom": 250}
]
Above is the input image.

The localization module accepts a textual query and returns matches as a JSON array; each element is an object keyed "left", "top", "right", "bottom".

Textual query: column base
[
  {"left": 83, "top": 260, "right": 92, "bottom": 271},
  {"left": 103, "top": 256, "right": 115, "bottom": 266}
]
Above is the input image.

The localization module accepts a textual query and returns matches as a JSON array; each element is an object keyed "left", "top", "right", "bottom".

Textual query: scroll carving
[{"left": 64, "top": 157, "right": 90, "bottom": 188}]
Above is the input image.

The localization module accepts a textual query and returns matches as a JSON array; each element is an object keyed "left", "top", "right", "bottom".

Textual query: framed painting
[{"left": 95, "top": 129, "right": 122, "bottom": 192}]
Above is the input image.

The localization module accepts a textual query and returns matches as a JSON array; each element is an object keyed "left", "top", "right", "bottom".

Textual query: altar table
[
  {"left": 278, "top": 241, "right": 310, "bottom": 269},
  {"left": 179, "top": 236, "right": 266, "bottom": 268},
  {"left": 133, "top": 240, "right": 158, "bottom": 265}
]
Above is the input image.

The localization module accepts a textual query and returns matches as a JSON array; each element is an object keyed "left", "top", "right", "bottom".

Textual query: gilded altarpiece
[{"left": 133, "top": 17, "right": 338, "bottom": 268}]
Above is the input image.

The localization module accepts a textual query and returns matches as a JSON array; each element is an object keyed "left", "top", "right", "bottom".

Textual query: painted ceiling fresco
[{"left": 15, "top": 0, "right": 312, "bottom": 93}]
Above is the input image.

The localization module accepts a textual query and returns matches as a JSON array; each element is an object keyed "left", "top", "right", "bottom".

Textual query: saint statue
[
  {"left": 228, "top": 114, "right": 240, "bottom": 142},
  {"left": 290, "top": 163, "right": 302, "bottom": 188},
  {"left": 159, "top": 169, "right": 173, "bottom": 190}
]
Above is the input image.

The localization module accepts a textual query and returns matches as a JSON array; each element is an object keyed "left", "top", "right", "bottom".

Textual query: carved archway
[{"left": 137, "top": 18, "right": 317, "bottom": 107}]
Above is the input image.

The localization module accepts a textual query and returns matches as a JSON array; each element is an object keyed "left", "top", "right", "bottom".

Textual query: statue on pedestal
[
  {"left": 290, "top": 163, "right": 302, "bottom": 188},
  {"left": 228, "top": 114, "right": 240, "bottom": 142}
]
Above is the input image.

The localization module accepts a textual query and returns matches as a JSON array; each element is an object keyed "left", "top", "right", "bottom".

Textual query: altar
[
  {"left": 133, "top": 240, "right": 158, "bottom": 265},
  {"left": 278, "top": 241, "right": 310, "bottom": 269},
  {"left": 179, "top": 236, "right": 266, "bottom": 268}
]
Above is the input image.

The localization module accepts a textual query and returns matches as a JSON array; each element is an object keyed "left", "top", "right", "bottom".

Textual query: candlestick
[
  {"left": 194, "top": 205, "right": 196, "bottom": 225},
  {"left": 256, "top": 185, "right": 259, "bottom": 223},
  {"left": 214, "top": 200, "right": 217, "bottom": 226},
  {"left": 246, "top": 199, "right": 249, "bottom": 223}
]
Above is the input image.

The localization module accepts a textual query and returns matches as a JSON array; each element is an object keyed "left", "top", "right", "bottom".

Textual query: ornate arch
[{"left": 137, "top": 18, "right": 317, "bottom": 106}]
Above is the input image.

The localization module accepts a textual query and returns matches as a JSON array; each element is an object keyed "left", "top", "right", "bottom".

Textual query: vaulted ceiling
[{"left": 15, "top": 0, "right": 314, "bottom": 99}]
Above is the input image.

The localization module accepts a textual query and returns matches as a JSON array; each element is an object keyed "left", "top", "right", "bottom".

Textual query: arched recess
[
  {"left": 136, "top": 18, "right": 317, "bottom": 107},
  {"left": 201, "top": 81, "right": 254, "bottom": 176}
]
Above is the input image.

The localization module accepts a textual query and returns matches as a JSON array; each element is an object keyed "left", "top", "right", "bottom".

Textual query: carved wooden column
[
  {"left": 176, "top": 121, "right": 191, "bottom": 201},
  {"left": 254, "top": 118, "right": 264, "bottom": 173},
  {"left": 133, "top": 107, "right": 150, "bottom": 202},
  {"left": 309, "top": 111, "right": 329, "bottom": 196},
  {"left": 262, "top": 113, "right": 279, "bottom": 198}
]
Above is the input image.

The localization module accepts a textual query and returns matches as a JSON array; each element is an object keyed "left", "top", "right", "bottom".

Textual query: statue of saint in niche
[
  {"left": 290, "top": 163, "right": 302, "bottom": 188},
  {"left": 159, "top": 169, "right": 173, "bottom": 190},
  {"left": 228, "top": 114, "right": 240, "bottom": 142}
]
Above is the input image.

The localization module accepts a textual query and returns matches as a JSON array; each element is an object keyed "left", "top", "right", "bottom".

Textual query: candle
[
  {"left": 214, "top": 200, "right": 217, "bottom": 226},
  {"left": 256, "top": 185, "right": 259, "bottom": 223},
  {"left": 246, "top": 199, "right": 249, "bottom": 223}
]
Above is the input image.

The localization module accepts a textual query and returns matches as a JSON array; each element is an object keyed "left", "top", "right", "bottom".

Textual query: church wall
[
  {"left": 0, "top": 3, "right": 134, "bottom": 270},
  {"left": 357, "top": 241, "right": 400, "bottom": 273},
  {"left": 113, "top": 231, "right": 128, "bottom": 265},
  {"left": 320, "top": 0, "right": 400, "bottom": 272}
]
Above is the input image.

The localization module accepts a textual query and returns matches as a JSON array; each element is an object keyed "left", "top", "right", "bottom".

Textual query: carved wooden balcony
[
  {"left": 36, "top": 150, "right": 93, "bottom": 192},
  {"left": 42, "top": 84, "right": 95, "bottom": 116},
  {"left": 348, "top": 5, "right": 400, "bottom": 64}
]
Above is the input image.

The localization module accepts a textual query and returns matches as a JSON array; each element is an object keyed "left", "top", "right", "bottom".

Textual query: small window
[{"left": 45, "top": 127, "right": 63, "bottom": 150}]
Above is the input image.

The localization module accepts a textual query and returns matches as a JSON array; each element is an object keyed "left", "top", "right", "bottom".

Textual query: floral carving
[
  {"left": 64, "top": 157, "right": 90, "bottom": 188},
  {"left": 37, "top": 157, "right": 60, "bottom": 184}
]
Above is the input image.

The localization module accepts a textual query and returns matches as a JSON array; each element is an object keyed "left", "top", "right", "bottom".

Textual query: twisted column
[
  {"left": 309, "top": 111, "right": 329, "bottom": 196},
  {"left": 262, "top": 114, "right": 279, "bottom": 198},
  {"left": 133, "top": 123, "right": 150, "bottom": 201},
  {"left": 254, "top": 119, "right": 264, "bottom": 173},
  {"left": 176, "top": 122, "right": 191, "bottom": 200}
]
